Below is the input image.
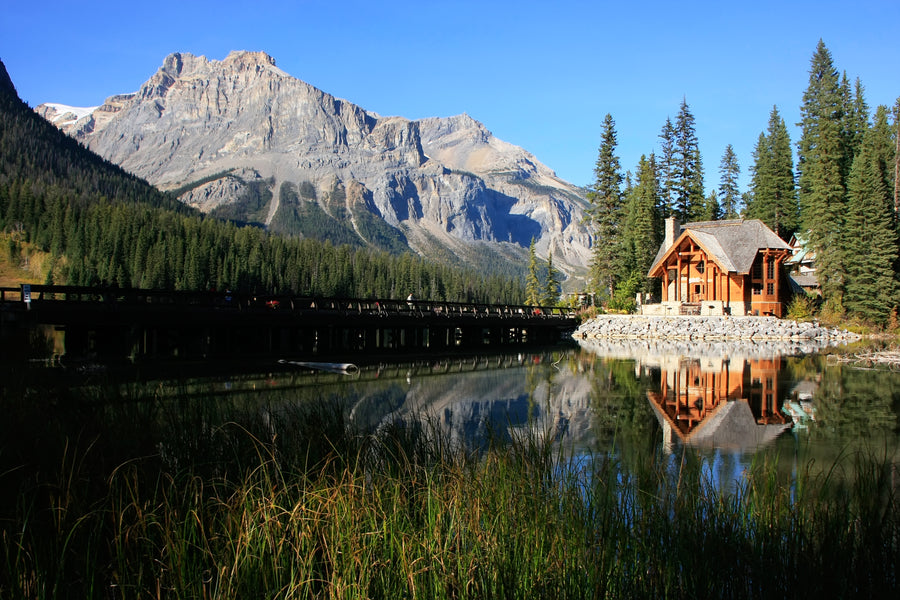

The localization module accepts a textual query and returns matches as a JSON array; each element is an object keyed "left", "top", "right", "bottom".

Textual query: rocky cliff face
[{"left": 37, "top": 51, "right": 593, "bottom": 282}]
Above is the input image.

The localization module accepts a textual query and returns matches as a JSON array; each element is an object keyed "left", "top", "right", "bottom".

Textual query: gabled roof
[
  {"left": 649, "top": 398, "right": 790, "bottom": 449},
  {"left": 649, "top": 219, "right": 791, "bottom": 276}
]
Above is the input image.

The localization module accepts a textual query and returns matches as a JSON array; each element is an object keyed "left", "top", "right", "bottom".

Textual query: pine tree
[
  {"left": 689, "top": 148, "right": 705, "bottom": 220},
  {"left": 525, "top": 237, "right": 541, "bottom": 306},
  {"left": 718, "top": 144, "right": 741, "bottom": 218},
  {"left": 768, "top": 108, "right": 800, "bottom": 238},
  {"left": 543, "top": 251, "right": 560, "bottom": 306},
  {"left": 845, "top": 77, "right": 870, "bottom": 158},
  {"left": 673, "top": 98, "right": 704, "bottom": 222},
  {"left": 657, "top": 118, "right": 676, "bottom": 217},
  {"left": 586, "top": 113, "right": 625, "bottom": 300},
  {"left": 698, "top": 190, "right": 721, "bottom": 221},
  {"left": 747, "top": 132, "right": 769, "bottom": 218},
  {"left": 747, "top": 106, "right": 798, "bottom": 239},
  {"left": 798, "top": 40, "right": 849, "bottom": 308},
  {"left": 869, "top": 105, "right": 897, "bottom": 216},
  {"left": 894, "top": 98, "right": 900, "bottom": 216},
  {"left": 624, "top": 154, "right": 661, "bottom": 291},
  {"left": 843, "top": 129, "right": 898, "bottom": 324}
]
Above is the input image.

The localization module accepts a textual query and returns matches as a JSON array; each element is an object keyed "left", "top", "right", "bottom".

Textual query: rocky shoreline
[{"left": 574, "top": 315, "right": 862, "bottom": 343}]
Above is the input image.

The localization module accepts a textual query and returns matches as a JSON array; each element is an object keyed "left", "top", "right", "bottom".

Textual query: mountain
[
  {"left": 36, "top": 51, "right": 593, "bottom": 284},
  {"left": 0, "top": 58, "right": 525, "bottom": 301}
]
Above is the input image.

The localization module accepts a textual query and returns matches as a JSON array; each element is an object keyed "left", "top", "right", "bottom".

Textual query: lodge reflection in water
[{"left": 647, "top": 356, "right": 791, "bottom": 451}]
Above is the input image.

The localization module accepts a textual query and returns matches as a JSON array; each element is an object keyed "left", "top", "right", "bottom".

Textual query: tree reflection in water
[
  {"left": 5, "top": 339, "right": 896, "bottom": 491},
  {"left": 576, "top": 337, "right": 899, "bottom": 491}
]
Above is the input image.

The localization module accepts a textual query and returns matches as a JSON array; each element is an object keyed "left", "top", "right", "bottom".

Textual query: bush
[
  {"left": 786, "top": 293, "right": 817, "bottom": 322},
  {"left": 608, "top": 272, "right": 643, "bottom": 313}
]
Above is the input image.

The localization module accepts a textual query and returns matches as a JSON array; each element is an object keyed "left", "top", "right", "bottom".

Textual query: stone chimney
[{"left": 664, "top": 216, "right": 681, "bottom": 249}]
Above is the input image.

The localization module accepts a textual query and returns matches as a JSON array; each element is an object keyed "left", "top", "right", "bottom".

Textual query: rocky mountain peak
[
  {"left": 159, "top": 50, "right": 280, "bottom": 77},
  {"left": 35, "top": 52, "right": 593, "bottom": 285},
  {"left": 224, "top": 50, "right": 279, "bottom": 68}
]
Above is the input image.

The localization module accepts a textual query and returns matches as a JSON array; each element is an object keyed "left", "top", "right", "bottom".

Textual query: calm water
[{"left": 12, "top": 338, "right": 899, "bottom": 485}]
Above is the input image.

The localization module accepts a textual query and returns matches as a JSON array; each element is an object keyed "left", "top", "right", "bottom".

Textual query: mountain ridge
[
  {"left": 36, "top": 51, "right": 593, "bottom": 284},
  {"left": 0, "top": 56, "right": 527, "bottom": 301}
]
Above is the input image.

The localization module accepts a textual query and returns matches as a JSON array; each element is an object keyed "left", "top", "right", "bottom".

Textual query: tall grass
[{"left": 1, "top": 375, "right": 898, "bottom": 598}]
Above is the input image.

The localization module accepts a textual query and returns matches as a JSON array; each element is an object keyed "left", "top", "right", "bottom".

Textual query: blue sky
[{"left": 2, "top": 0, "right": 898, "bottom": 192}]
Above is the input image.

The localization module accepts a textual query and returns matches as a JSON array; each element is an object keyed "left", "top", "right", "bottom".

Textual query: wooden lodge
[{"left": 646, "top": 218, "right": 793, "bottom": 317}]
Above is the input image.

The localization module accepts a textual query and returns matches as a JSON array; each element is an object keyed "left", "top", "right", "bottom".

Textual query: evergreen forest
[
  {"left": 0, "top": 63, "right": 525, "bottom": 304},
  {"left": 585, "top": 40, "right": 900, "bottom": 327}
]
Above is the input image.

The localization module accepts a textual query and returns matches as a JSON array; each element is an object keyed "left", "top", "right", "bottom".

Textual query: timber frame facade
[{"left": 646, "top": 218, "right": 793, "bottom": 317}]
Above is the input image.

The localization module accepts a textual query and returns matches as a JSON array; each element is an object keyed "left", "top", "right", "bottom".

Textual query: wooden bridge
[{"left": 1, "top": 285, "right": 579, "bottom": 362}]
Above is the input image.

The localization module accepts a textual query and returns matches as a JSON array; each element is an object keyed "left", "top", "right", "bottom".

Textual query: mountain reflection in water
[
  {"left": 230, "top": 333, "right": 895, "bottom": 464},
  {"left": 23, "top": 334, "right": 895, "bottom": 470},
  {"left": 365, "top": 339, "right": 840, "bottom": 455},
  {"left": 341, "top": 337, "right": 836, "bottom": 457},
  {"left": 347, "top": 352, "right": 597, "bottom": 452}
]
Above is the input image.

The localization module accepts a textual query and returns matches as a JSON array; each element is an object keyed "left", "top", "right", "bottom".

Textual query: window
[
  {"left": 767, "top": 260, "right": 775, "bottom": 279},
  {"left": 696, "top": 260, "right": 705, "bottom": 274},
  {"left": 752, "top": 260, "right": 762, "bottom": 279},
  {"left": 767, "top": 282, "right": 774, "bottom": 295},
  {"left": 752, "top": 283, "right": 762, "bottom": 296},
  {"left": 694, "top": 284, "right": 703, "bottom": 295}
]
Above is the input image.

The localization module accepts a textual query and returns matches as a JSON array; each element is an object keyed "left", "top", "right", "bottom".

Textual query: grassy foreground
[{"left": 1, "top": 375, "right": 898, "bottom": 599}]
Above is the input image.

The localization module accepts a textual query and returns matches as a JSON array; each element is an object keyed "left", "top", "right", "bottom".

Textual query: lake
[
  {"left": 18, "top": 335, "right": 894, "bottom": 480},
  {"left": 3, "top": 336, "right": 898, "bottom": 596}
]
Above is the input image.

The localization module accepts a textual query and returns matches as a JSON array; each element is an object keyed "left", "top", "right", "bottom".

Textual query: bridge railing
[
  {"left": 0, "top": 287, "right": 22, "bottom": 302},
  {"left": 1, "top": 285, "right": 577, "bottom": 320}
]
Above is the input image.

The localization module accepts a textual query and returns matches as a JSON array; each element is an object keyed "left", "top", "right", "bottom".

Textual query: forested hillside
[{"left": 0, "top": 60, "right": 525, "bottom": 303}]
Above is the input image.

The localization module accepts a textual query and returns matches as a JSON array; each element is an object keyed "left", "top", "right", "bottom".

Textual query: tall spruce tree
[
  {"left": 798, "top": 40, "right": 849, "bottom": 308},
  {"left": 893, "top": 98, "right": 900, "bottom": 218},
  {"left": 657, "top": 118, "right": 677, "bottom": 217},
  {"left": 624, "top": 154, "right": 662, "bottom": 291},
  {"left": 748, "top": 131, "right": 769, "bottom": 217},
  {"left": 673, "top": 98, "right": 704, "bottom": 222},
  {"left": 698, "top": 190, "right": 721, "bottom": 221},
  {"left": 543, "top": 251, "right": 561, "bottom": 306},
  {"left": 869, "top": 105, "right": 897, "bottom": 218},
  {"left": 843, "top": 128, "right": 898, "bottom": 324},
  {"left": 525, "top": 237, "right": 541, "bottom": 306},
  {"left": 586, "top": 113, "right": 625, "bottom": 301},
  {"left": 747, "top": 106, "right": 798, "bottom": 239},
  {"left": 717, "top": 144, "right": 741, "bottom": 218},
  {"left": 846, "top": 77, "right": 870, "bottom": 158}
]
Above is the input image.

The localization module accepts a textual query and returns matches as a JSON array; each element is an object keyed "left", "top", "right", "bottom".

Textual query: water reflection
[
  {"left": 567, "top": 336, "right": 899, "bottom": 497},
  {"left": 348, "top": 352, "right": 597, "bottom": 452},
  {"left": 575, "top": 337, "right": 842, "bottom": 453},
  {"left": 10, "top": 335, "right": 897, "bottom": 472},
  {"left": 646, "top": 356, "right": 790, "bottom": 451},
  {"left": 576, "top": 336, "right": 899, "bottom": 476}
]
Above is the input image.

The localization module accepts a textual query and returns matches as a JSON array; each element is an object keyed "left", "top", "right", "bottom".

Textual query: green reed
[{"left": 1, "top": 374, "right": 897, "bottom": 599}]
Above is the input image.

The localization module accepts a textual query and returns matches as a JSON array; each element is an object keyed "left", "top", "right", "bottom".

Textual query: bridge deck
[{"left": 2, "top": 285, "right": 579, "bottom": 361}]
